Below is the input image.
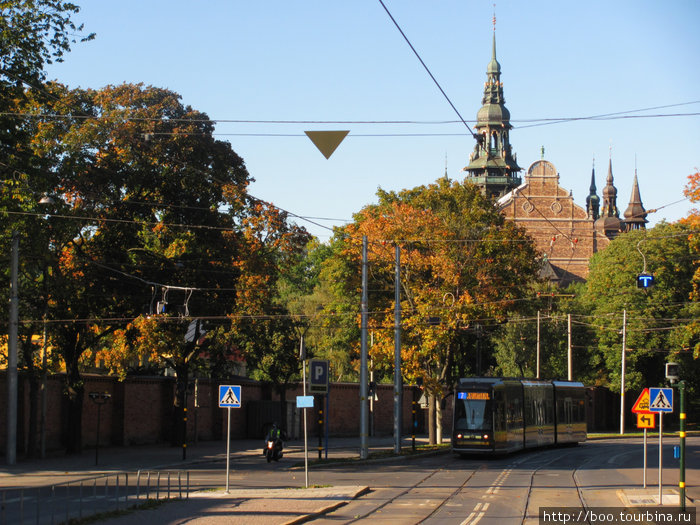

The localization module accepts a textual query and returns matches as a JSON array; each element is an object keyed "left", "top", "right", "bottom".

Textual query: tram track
[
  {"left": 340, "top": 461, "right": 483, "bottom": 525},
  {"left": 519, "top": 446, "right": 596, "bottom": 525}
]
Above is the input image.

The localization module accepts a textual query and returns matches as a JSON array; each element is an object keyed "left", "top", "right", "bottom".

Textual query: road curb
[{"left": 281, "top": 486, "right": 371, "bottom": 525}]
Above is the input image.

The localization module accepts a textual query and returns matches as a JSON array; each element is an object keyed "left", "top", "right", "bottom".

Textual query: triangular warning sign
[
  {"left": 305, "top": 130, "right": 349, "bottom": 159},
  {"left": 632, "top": 388, "right": 651, "bottom": 414},
  {"left": 221, "top": 387, "right": 239, "bottom": 406}
]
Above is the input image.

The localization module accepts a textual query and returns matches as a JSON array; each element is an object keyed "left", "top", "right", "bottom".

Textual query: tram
[{"left": 451, "top": 377, "right": 586, "bottom": 456}]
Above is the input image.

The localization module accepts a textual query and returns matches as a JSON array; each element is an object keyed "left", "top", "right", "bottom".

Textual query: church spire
[
  {"left": 594, "top": 155, "right": 623, "bottom": 239},
  {"left": 623, "top": 170, "right": 648, "bottom": 231},
  {"left": 586, "top": 159, "right": 600, "bottom": 220},
  {"left": 463, "top": 28, "right": 521, "bottom": 198}
]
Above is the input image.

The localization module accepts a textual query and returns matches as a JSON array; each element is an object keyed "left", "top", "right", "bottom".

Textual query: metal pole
[
  {"left": 6, "top": 232, "right": 19, "bottom": 465},
  {"left": 411, "top": 387, "right": 417, "bottom": 452},
  {"left": 536, "top": 310, "right": 541, "bottom": 379},
  {"left": 658, "top": 412, "right": 663, "bottom": 504},
  {"left": 567, "top": 313, "right": 572, "bottom": 381},
  {"left": 393, "top": 244, "right": 402, "bottom": 454},
  {"left": 679, "top": 380, "right": 686, "bottom": 511},
  {"left": 302, "top": 353, "right": 309, "bottom": 488},
  {"left": 325, "top": 392, "right": 329, "bottom": 460},
  {"left": 360, "top": 236, "right": 369, "bottom": 459},
  {"left": 225, "top": 407, "right": 231, "bottom": 493},
  {"left": 620, "top": 309, "right": 627, "bottom": 435},
  {"left": 643, "top": 428, "right": 647, "bottom": 488}
]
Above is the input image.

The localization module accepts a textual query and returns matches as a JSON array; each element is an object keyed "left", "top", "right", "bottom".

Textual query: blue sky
[{"left": 46, "top": 1, "right": 700, "bottom": 240}]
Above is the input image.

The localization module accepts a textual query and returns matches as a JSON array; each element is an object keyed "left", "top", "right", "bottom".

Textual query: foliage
[
  {"left": 492, "top": 282, "right": 603, "bottom": 384},
  {"left": 581, "top": 222, "right": 699, "bottom": 393},
  {"left": 318, "top": 179, "right": 541, "bottom": 397},
  {"left": 2, "top": 81, "right": 312, "bottom": 449}
]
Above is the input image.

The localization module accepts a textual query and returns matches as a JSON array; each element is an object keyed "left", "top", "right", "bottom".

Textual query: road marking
[{"left": 461, "top": 502, "right": 490, "bottom": 525}]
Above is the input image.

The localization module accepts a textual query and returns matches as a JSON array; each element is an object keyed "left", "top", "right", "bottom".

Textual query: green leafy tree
[
  {"left": 1, "top": 0, "right": 92, "bottom": 456},
  {"left": 493, "top": 283, "right": 603, "bottom": 384},
  {"left": 13, "top": 82, "right": 256, "bottom": 451},
  {"left": 581, "top": 223, "right": 698, "bottom": 394}
]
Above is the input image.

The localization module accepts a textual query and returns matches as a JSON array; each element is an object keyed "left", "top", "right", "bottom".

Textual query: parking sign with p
[{"left": 309, "top": 359, "right": 329, "bottom": 394}]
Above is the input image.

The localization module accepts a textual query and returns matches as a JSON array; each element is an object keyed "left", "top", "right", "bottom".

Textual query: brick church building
[{"left": 462, "top": 32, "right": 648, "bottom": 285}]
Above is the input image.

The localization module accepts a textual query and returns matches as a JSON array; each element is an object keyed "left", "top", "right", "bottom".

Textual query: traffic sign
[
  {"left": 632, "top": 388, "right": 653, "bottom": 414},
  {"left": 649, "top": 387, "right": 673, "bottom": 413},
  {"left": 636, "top": 273, "right": 655, "bottom": 288},
  {"left": 296, "top": 395, "right": 314, "bottom": 408},
  {"left": 219, "top": 385, "right": 241, "bottom": 408},
  {"left": 637, "top": 413, "right": 655, "bottom": 429},
  {"left": 309, "top": 359, "right": 329, "bottom": 394}
]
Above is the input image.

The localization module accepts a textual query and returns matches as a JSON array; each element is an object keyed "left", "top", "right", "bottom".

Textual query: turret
[
  {"left": 463, "top": 31, "right": 521, "bottom": 198},
  {"left": 586, "top": 160, "right": 600, "bottom": 220},
  {"left": 623, "top": 171, "right": 648, "bottom": 231}
]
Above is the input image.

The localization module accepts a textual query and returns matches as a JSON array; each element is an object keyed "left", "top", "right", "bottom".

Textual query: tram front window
[{"left": 455, "top": 391, "right": 492, "bottom": 432}]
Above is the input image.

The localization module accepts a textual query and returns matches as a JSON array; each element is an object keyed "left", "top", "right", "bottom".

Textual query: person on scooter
[{"left": 264, "top": 423, "right": 284, "bottom": 459}]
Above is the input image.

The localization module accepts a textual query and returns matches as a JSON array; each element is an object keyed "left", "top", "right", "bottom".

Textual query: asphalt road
[{"left": 2, "top": 436, "right": 697, "bottom": 524}]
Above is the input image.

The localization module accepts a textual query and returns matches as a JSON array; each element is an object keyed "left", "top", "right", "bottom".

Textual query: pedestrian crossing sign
[
  {"left": 649, "top": 387, "right": 673, "bottom": 413},
  {"left": 219, "top": 385, "right": 242, "bottom": 408}
]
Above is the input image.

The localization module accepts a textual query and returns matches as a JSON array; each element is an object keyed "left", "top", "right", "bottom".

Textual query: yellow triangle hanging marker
[{"left": 305, "top": 130, "right": 349, "bottom": 159}]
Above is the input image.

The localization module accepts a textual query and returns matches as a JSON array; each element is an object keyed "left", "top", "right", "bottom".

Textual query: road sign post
[
  {"left": 219, "top": 385, "right": 242, "bottom": 493},
  {"left": 649, "top": 387, "right": 674, "bottom": 503},
  {"left": 632, "top": 388, "right": 653, "bottom": 487},
  {"left": 679, "top": 380, "right": 686, "bottom": 511}
]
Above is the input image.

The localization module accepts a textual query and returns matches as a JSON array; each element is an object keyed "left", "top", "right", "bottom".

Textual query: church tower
[
  {"left": 586, "top": 161, "right": 600, "bottom": 220},
  {"left": 594, "top": 157, "right": 623, "bottom": 239},
  {"left": 623, "top": 171, "right": 648, "bottom": 231},
  {"left": 463, "top": 31, "right": 521, "bottom": 198}
]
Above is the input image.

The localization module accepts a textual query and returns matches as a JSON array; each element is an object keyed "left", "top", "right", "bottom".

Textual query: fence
[{"left": 0, "top": 470, "right": 189, "bottom": 525}]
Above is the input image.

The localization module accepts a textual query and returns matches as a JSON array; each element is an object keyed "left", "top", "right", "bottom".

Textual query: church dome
[{"left": 477, "top": 103, "right": 510, "bottom": 124}]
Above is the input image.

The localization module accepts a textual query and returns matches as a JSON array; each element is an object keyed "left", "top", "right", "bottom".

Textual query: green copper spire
[
  {"left": 463, "top": 30, "right": 521, "bottom": 198},
  {"left": 586, "top": 159, "right": 600, "bottom": 220}
]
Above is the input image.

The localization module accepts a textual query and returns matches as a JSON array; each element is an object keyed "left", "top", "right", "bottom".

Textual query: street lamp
[{"left": 88, "top": 392, "right": 111, "bottom": 465}]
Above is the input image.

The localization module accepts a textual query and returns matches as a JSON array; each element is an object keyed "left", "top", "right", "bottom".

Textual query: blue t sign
[{"left": 637, "top": 273, "right": 654, "bottom": 288}]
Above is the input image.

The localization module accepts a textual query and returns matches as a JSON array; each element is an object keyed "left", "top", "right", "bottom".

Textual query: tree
[
  {"left": 582, "top": 222, "right": 699, "bottom": 394},
  {"left": 1, "top": 1, "right": 92, "bottom": 456},
  {"left": 492, "top": 282, "right": 603, "bottom": 385},
  {"left": 1, "top": 1, "right": 93, "bottom": 180},
  {"left": 11, "top": 82, "right": 259, "bottom": 451},
  {"left": 224, "top": 199, "right": 312, "bottom": 430},
  {"left": 320, "top": 178, "right": 540, "bottom": 442}
]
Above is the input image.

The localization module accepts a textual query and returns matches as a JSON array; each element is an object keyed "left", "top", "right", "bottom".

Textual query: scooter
[{"left": 265, "top": 437, "right": 283, "bottom": 462}]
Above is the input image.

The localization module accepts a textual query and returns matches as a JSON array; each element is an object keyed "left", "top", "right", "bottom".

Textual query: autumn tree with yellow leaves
[{"left": 321, "top": 178, "right": 540, "bottom": 442}]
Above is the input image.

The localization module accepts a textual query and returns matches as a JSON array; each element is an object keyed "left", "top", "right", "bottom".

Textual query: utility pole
[
  {"left": 359, "top": 236, "right": 369, "bottom": 459},
  {"left": 620, "top": 309, "right": 627, "bottom": 435},
  {"left": 6, "top": 232, "right": 19, "bottom": 465},
  {"left": 536, "top": 310, "right": 541, "bottom": 379},
  {"left": 567, "top": 314, "right": 572, "bottom": 381},
  {"left": 393, "top": 244, "right": 402, "bottom": 454}
]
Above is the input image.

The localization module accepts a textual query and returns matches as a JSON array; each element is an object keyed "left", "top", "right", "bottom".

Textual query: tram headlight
[
  {"left": 483, "top": 434, "right": 489, "bottom": 440},
  {"left": 456, "top": 433, "right": 463, "bottom": 439}
]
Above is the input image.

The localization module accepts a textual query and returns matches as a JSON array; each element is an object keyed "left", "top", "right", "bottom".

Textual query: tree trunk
[
  {"left": 428, "top": 392, "right": 436, "bottom": 445},
  {"left": 63, "top": 358, "right": 84, "bottom": 454}
]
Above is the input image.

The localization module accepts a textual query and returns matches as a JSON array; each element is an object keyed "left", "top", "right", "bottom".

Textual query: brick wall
[{"left": 0, "top": 372, "right": 442, "bottom": 456}]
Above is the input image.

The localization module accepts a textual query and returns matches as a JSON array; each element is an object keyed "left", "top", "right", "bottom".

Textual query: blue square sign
[
  {"left": 649, "top": 387, "right": 673, "bottom": 413},
  {"left": 219, "top": 385, "right": 241, "bottom": 408}
]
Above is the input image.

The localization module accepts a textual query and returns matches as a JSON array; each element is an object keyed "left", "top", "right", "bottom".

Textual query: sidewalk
[{"left": 0, "top": 436, "right": 428, "bottom": 525}]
